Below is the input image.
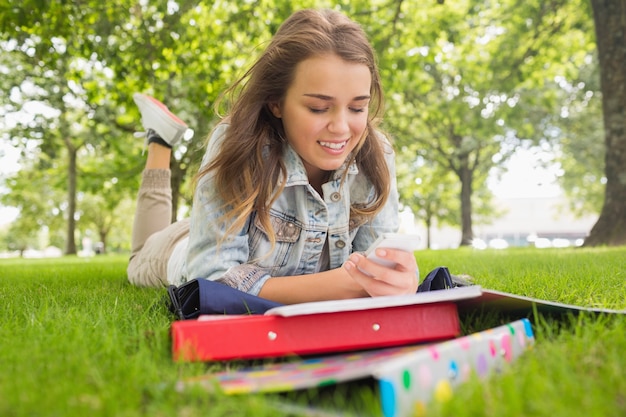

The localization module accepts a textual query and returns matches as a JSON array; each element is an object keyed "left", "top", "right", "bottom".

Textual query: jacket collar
[{"left": 282, "top": 144, "right": 359, "bottom": 187}]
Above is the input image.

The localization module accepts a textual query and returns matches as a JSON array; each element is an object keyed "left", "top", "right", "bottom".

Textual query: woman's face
[{"left": 271, "top": 54, "right": 371, "bottom": 187}]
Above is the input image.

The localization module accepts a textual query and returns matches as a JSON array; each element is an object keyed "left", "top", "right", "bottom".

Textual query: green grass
[{"left": 1, "top": 247, "right": 625, "bottom": 417}]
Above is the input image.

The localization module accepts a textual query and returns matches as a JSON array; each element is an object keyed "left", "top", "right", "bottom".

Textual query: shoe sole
[
  {"left": 133, "top": 93, "right": 188, "bottom": 144},
  {"left": 134, "top": 93, "right": 187, "bottom": 126}
]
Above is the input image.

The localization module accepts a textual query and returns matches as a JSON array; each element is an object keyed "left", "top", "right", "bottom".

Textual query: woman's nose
[{"left": 327, "top": 110, "right": 350, "bottom": 134}]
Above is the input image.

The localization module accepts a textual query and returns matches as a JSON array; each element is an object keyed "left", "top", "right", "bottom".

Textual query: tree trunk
[
  {"left": 584, "top": 0, "right": 626, "bottom": 246},
  {"left": 99, "top": 229, "right": 107, "bottom": 254},
  {"left": 65, "top": 143, "right": 77, "bottom": 255},
  {"left": 459, "top": 164, "right": 474, "bottom": 246}
]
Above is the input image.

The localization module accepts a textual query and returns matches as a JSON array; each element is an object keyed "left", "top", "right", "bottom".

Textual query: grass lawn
[{"left": 1, "top": 246, "right": 625, "bottom": 417}]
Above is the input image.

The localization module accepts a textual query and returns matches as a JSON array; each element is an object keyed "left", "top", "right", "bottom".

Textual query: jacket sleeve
[{"left": 185, "top": 123, "right": 271, "bottom": 294}]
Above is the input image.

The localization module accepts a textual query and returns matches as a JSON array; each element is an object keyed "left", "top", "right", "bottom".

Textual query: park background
[
  {"left": 1, "top": 2, "right": 625, "bottom": 417},
  {"left": 1, "top": 0, "right": 625, "bottom": 256}
]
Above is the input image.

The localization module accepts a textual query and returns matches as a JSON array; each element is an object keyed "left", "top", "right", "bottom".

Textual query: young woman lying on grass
[{"left": 126, "top": 9, "right": 419, "bottom": 304}]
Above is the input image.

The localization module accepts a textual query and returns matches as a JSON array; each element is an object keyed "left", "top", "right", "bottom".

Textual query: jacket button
[
  {"left": 330, "top": 192, "right": 341, "bottom": 202},
  {"left": 335, "top": 240, "right": 346, "bottom": 249}
]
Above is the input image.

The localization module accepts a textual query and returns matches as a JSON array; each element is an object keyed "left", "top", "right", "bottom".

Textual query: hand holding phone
[{"left": 364, "top": 233, "right": 421, "bottom": 269}]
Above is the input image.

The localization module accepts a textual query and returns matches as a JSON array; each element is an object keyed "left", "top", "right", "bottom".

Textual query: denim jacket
[{"left": 184, "top": 123, "right": 399, "bottom": 295}]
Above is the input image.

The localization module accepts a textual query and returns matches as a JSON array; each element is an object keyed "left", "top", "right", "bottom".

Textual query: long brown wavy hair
[{"left": 197, "top": 9, "right": 391, "bottom": 246}]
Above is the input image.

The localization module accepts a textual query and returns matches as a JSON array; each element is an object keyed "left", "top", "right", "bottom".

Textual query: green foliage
[
  {"left": 0, "top": 0, "right": 610, "bottom": 250},
  {"left": 396, "top": 152, "right": 460, "bottom": 248},
  {"left": 552, "top": 59, "right": 605, "bottom": 216},
  {"left": 1, "top": 154, "right": 67, "bottom": 242},
  {"left": 371, "top": 0, "right": 597, "bottom": 244}
]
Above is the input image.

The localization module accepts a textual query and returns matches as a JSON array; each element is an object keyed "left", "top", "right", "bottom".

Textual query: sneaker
[{"left": 133, "top": 93, "right": 188, "bottom": 147}]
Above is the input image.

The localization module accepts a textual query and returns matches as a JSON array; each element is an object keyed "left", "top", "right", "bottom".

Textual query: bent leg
[
  {"left": 129, "top": 168, "right": 172, "bottom": 260},
  {"left": 127, "top": 217, "right": 190, "bottom": 288},
  {"left": 127, "top": 93, "right": 190, "bottom": 287},
  {"left": 127, "top": 167, "right": 175, "bottom": 287}
]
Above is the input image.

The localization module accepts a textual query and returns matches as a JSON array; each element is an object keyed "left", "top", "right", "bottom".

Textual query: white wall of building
[{"left": 403, "top": 196, "right": 598, "bottom": 250}]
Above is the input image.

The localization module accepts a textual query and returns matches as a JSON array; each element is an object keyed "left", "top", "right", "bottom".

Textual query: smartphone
[{"left": 364, "top": 233, "right": 421, "bottom": 268}]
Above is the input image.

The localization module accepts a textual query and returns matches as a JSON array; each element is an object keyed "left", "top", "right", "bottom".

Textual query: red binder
[{"left": 171, "top": 286, "right": 483, "bottom": 362}]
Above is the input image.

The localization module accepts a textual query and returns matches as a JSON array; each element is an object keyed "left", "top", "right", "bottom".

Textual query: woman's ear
[{"left": 269, "top": 102, "right": 282, "bottom": 118}]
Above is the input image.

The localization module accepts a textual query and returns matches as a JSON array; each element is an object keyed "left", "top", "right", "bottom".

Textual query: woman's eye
[{"left": 308, "top": 106, "right": 366, "bottom": 114}]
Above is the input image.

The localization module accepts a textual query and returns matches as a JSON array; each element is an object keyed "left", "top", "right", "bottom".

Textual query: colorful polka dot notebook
[{"left": 180, "top": 319, "right": 534, "bottom": 417}]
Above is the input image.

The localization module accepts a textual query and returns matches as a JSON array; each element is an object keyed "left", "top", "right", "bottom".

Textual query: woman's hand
[
  {"left": 258, "top": 249, "right": 418, "bottom": 304},
  {"left": 343, "top": 248, "right": 419, "bottom": 297}
]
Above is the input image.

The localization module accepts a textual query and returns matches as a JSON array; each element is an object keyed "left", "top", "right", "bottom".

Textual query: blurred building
[
  {"left": 405, "top": 196, "right": 599, "bottom": 250},
  {"left": 473, "top": 196, "right": 598, "bottom": 248}
]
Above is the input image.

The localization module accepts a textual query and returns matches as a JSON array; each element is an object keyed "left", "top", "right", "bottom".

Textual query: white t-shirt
[{"left": 167, "top": 236, "right": 189, "bottom": 285}]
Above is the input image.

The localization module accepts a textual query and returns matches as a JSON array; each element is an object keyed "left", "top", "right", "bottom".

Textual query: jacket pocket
[{"left": 249, "top": 213, "right": 302, "bottom": 272}]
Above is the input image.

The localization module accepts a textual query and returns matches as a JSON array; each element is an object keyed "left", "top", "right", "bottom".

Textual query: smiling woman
[{"left": 126, "top": 9, "right": 421, "bottom": 305}]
